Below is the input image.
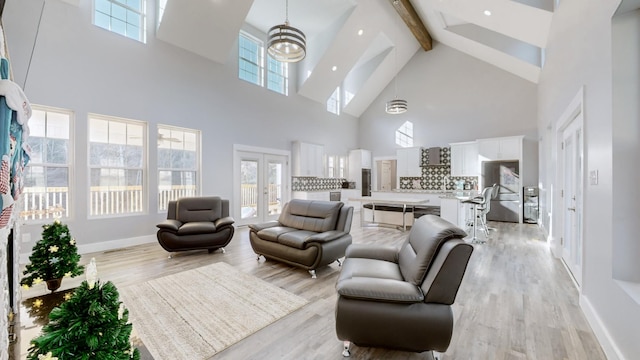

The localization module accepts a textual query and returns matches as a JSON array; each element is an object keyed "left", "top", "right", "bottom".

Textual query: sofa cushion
[
  {"left": 256, "top": 226, "right": 299, "bottom": 242},
  {"left": 398, "top": 215, "right": 467, "bottom": 285},
  {"left": 177, "top": 221, "right": 217, "bottom": 235},
  {"left": 277, "top": 230, "right": 317, "bottom": 249},
  {"left": 340, "top": 258, "right": 404, "bottom": 282},
  {"left": 278, "top": 200, "right": 343, "bottom": 232},
  {"left": 176, "top": 196, "right": 222, "bottom": 223}
]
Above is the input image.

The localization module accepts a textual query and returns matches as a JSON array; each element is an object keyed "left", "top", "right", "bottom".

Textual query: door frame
[
  {"left": 233, "top": 144, "right": 291, "bottom": 227},
  {"left": 553, "top": 87, "right": 585, "bottom": 288}
]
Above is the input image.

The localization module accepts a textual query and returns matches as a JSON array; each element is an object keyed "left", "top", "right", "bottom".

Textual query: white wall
[
  {"left": 358, "top": 43, "right": 538, "bottom": 157},
  {"left": 3, "top": 0, "right": 358, "bottom": 252},
  {"left": 538, "top": 0, "right": 640, "bottom": 358},
  {"left": 612, "top": 8, "right": 640, "bottom": 284}
]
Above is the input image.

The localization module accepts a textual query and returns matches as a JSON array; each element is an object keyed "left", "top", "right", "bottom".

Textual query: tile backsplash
[
  {"left": 292, "top": 177, "right": 345, "bottom": 191},
  {"left": 399, "top": 147, "right": 478, "bottom": 191}
]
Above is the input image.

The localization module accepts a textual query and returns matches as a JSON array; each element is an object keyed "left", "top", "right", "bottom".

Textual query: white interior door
[
  {"left": 561, "top": 116, "right": 584, "bottom": 286},
  {"left": 236, "top": 151, "right": 289, "bottom": 226},
  {"left": 380, "top": 161, "right": 392, "bottom": 191}
]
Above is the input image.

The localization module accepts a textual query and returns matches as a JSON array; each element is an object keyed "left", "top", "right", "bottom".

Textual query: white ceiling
[{"left": 157, "top": 0, "right": 557, "bottom": 117}]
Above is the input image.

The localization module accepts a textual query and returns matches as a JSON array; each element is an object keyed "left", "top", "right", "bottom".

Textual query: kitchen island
[
  {"left": 368, "top": 190, "right": 478, "bottom": 230},
  {"left": 348, "top": 197, "right": 430, "bottom": 231}
]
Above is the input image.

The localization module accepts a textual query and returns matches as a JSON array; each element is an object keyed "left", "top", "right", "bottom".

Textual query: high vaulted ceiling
[{"left": 157, "top": 0, "right": 555, "bottom": 117}]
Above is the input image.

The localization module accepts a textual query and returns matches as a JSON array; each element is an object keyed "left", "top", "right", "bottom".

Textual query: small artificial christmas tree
[
  {"left": 27, "top": 259, "right": 141, "bottom": 360},
  {"left": 20, "top": 219, "right": 84, "bottom": 292}
]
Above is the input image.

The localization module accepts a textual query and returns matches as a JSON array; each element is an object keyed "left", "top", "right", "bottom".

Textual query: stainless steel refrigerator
[
  {"left": 362, "top": 169, "right": 371, "bottom": 196},
  {"left": 482, "top": 160, "right": 520, "bottom": 222}
]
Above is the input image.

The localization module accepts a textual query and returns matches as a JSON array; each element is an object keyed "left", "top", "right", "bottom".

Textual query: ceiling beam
[{"left": 390, "top": 0, "right": 432, "bottom": 51}]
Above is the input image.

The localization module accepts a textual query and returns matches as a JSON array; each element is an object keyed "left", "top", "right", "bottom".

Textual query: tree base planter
[{"left": 46, "top": 278, "right": 63, "bottom": 293}]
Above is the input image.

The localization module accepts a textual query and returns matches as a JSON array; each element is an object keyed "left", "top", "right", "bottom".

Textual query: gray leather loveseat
[
  {"left": 249, "top": 199, "right": 353, "bottom": 278},
  {"left": 335, "top": 215, "right": 473, "bottom": 357}
]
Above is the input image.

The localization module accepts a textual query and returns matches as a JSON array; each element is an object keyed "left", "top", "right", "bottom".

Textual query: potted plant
[{"left": 21, "top": 219, "right": 84, "bottom": 293}]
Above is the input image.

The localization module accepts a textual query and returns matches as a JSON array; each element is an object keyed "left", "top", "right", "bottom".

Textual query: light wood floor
[{"left": 16, "top": 217, "right": 606, "bottom": 360}]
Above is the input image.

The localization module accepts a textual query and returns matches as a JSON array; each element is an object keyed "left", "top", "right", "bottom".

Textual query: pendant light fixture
[
  {"left": 267, "top": 0, "right": 306, "bottom": 63},
  {"left": 386, "top": 1, "right": 408, "bottom": 114},
  {"left": 385, "top": 45, "right": 408, "bottom": 114}
]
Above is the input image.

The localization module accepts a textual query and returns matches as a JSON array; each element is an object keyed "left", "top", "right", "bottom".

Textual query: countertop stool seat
[{"left": 462, "top": 186, "right": 494, "bottom": 244}]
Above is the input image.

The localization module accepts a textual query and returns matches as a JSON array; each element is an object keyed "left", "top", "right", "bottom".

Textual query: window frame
[
  {"left": 238, "top": 31, "right": 289, "bottom": 95},
  {"left": 239, "top": 31, "right": 265, "bottom": 87},
  {"left": 157, "top": 124, "right": 202, "bottom": 212},
  {"left": 327, "top": 86, "right": 341, "bottom": 115},
  {"left": 87, "top": 113, "right": 148, "bottom": 218},
  {"left": 93, "top": 0, "right": 147, "bottom": 43},
  {"left": 396, "top": 121, "right": 414, "bottom": 148},
  {"left": 20, "top": 105, "right": 74, "bottom": 223}
]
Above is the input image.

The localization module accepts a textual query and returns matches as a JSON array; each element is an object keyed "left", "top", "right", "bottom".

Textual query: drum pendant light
[{"left": 267, "top": 0, "right": 306, "bottom": 63}]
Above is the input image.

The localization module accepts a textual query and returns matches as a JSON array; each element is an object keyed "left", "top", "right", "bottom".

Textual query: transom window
[
  {"left": 94, "top": 0, "right": 146, "bottom": 42},
  {"left": 267, "top": 57, "right": 288, "bottom": 95},
  {"left": 396, "top": 121, "right": 414, "bottom": 147},
  {"left": 89, "top": 115, "right": 146, "bottom": 217},
  {"left": 327, "top": 87, "right": 341, "bottom": 115},
  {"left": 157, "top": 125, "right": 200, "bottom": 211},
  {"left": 21, "top": 106, "right": 72, "bottom": 222},
  {"left": 238, "top": 31, "right": 288, "bottom": 95}
]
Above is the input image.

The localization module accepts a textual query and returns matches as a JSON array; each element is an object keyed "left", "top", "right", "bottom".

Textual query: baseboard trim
[
  {"left": 20, "top": 235, "right": 157, "bottom": 264},
  {"left": 580, "top": 295, "right": 625, "bottom": 360}
]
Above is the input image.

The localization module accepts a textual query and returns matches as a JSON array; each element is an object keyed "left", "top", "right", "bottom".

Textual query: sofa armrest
[
  {"left": 336, "top": 277, "right": 424, "bottom": 303},
  {"left": 307, "top": 230, "right": 347, "bottom": 243},
  {"left": 248, "top": 221, "right": 280, "bottom": 233},
  {"left": 214, "top": 216, "right": 235, "bottom": 228},
  {"left": 345, "top": 244, "right": 399, "bottom": 263},
  {"left": 157, "top": 219, "right": 182, "bottom": 231}
]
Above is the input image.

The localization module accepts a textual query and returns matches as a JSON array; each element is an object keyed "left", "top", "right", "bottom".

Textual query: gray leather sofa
[
  {"left": 249, "top": 199, "right": 353, "bottom": 278},
  {"left": 156, "top": 196, "right": 235, "bottom": 255},
  {"left": 335, "top": 215, "right": 473, "bottom": 357}
]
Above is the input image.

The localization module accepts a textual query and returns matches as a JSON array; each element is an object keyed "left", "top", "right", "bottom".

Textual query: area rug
[{"left": 119, "top": 262, "right": 308, "bottom": 360}]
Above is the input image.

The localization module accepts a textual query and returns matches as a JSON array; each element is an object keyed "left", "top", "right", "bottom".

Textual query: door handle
[{"left": 568, "top": 207, "right": 575, "bottom": 212}]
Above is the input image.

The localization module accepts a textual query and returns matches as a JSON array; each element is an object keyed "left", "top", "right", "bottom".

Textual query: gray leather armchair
[
  {"left": 156, "top": 196, "right": 235, "bottom": 255},
  {"left": 335, "top": 215, "right": 473, "bottom": 357}
]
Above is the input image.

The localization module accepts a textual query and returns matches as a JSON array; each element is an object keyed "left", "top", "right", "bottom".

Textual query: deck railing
[
  {"left": 241, "top": 184, "right": 281, "bottom": 206},
  {"left": 20, "top": 184, "right": 281, "bottom": 220},
  {"left": 21, "top": 187, "right": 70, "bottom": 221}
]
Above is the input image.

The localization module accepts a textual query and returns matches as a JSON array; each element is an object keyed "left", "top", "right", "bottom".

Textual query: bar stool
[{"left": 462, "top": 186, "right": 494, "bottom": 244}]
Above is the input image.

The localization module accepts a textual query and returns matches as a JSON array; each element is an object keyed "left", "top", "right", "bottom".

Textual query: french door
[
  {"left": 561, "top": 114, "right": 584, "bottom": 286},
  {"left": 235, "top": 148, "right": 289, "bottom": 226}
]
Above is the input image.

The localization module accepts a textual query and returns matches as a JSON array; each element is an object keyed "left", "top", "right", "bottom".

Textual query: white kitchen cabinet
[
  {"left": 350, "top": 149, "right": 371, "bottom": 169},
  {"left": 478, "top": 136, "right": 522, "bottom": 161},
  {"left": 450, "top": 142, "right": 478, "bottom": 176},
  {"left": 396, "top": 147, "right": 422, "bottom": 177},
  {"left": 348, "top": 149, "right": 371, "bottom": 189},
  {"left": 292, "top": 141, "right": 325, "bottom": 177},
  {"left": 441, "top": 197, "right": 473, "bottom": 229}
]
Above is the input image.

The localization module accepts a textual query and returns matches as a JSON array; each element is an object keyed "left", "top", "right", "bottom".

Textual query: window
[
  {"left": 396, "top": 121, "right": 414, "bottom": 147},
  {"left": 94, "top": 0, "right": 146, "bottom": 42},
  {"left": 21, "top": 106, "right": 72, "bottom": 222},
  {"left": 157, "top": 0, "right": 167, "bottom": 27},
  {"left": 238, "top": 31, "right": 288, "bottom": 95},
  {"left": 239, "top": 32, "right": 264, "bottom": 86},
  {"left": 157, "top": 125, "right": 200, "bottom": 211},
  {"left": 89, "top": 115, "right": 146, "bottom": 217},
  {"left": 267, "top": 57, "right": 288, "bottom": 95},
  {"left": 327, "top": 87, "right": 341, "bottom": 115},
  {"left": 326, "top": 155, "right": 347, "bottom": 178}
]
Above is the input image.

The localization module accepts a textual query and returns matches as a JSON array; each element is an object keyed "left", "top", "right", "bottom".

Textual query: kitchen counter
[{"left": 349, "top": 197, "right": 430, "bottom": 231}]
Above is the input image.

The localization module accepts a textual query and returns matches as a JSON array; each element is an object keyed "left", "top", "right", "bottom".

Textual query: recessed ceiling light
[
  {"left": 332, "top": 66, "right": 338, "bottom": 71},
  {"left": 357, "top": 29, "right": 364, "bottom": 36},
  {"left": 484, "top": 10, "right": 492, "bottom": 16}
]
